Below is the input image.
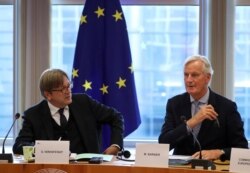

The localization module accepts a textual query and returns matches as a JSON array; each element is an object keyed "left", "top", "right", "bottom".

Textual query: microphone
[
  {"left": 214, "top": 118, "right": 220, "bottom": 128},
  {"left": 116, "top": 149, "right": 134, "bottom": 162},
  {"left": 180, "top": 115, "right": 216, "bottom": 170},
  {"left": 118, "top": 149, "right": 131, "bottom": 158},
  {"left": 0, "top": 113, "right": 20, "bottom": 163}
]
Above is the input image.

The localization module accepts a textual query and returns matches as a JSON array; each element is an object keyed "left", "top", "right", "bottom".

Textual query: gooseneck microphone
[
  {"left": 116, "top": 149, "right": 134, "bottom": 162},
  {"left": 118, "top": 149, "right": 131, "bottom": 158},
  {"left": 0, "top": 113, "right": 20, "bottom": 163},
  {"left": 180, "top": 115, "right": 216, "bottom": 170},
  {"left": 192, "top": 130, "right": 202, "bottom": 159},
  {"left": 180, "top": 116, "right": 202, "bottom": 157}
]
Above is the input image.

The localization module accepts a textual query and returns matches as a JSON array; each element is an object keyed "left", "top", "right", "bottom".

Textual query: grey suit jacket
[
  {"left": 158, "top": 89, "right": 248, "bottom": 160},
  {"left": 13, "top": 93, "right": 124, "bottom": 154}
]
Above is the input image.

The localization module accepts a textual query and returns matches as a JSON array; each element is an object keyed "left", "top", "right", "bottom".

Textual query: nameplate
[
  {"left": 35, "top": 140, "right": 70, "bottom": 164},
  {"left": 230, "top": 148, "right": 250, "bottom": 173},
  {"left": 135, "top": 143, "right": 169, "bottom": 168}
]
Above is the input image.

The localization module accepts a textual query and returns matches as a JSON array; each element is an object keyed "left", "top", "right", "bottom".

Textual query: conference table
[{"left": 0, "top": 156, "right": 231, "bottom": 173}]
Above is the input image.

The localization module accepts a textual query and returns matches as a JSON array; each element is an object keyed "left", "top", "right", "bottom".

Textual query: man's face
[
  {"left": 184, "top": 60, "right": 211, "bottom": 100},
  {"left": 45, "top": 76, "right": 72, "bottom": 108}
]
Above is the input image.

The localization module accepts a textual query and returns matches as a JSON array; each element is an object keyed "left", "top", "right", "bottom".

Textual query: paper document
[
  {"left": 169, "top": 155, "right": 192, "bottom": 165},
  {"left": 169, "top": 155, "right": 192, "bottom": 160},
  {"left": 71, "top": 153, "right": 113, "bottom": 162}
]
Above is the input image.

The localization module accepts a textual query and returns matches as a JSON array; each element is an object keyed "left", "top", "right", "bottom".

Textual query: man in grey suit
[
  {"left": 13, "top": 68, "right": 124, "bottom": 155},
  {"left": 159, "top": 55, "right": 248, "bottom": 160}
]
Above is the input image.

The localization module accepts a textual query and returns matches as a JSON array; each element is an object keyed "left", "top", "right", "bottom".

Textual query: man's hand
[
  {"left": 187, "top": 104, "right": 218, "bottom": 128},
  {"left": 103, "top": 145, "right": 120, "bottom": 155},
  {"left": 192, "top": 149, "right": 223, "bottom": 160}
]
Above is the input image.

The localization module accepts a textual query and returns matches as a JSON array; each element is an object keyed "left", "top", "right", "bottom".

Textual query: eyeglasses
[{"left": 51, "top": 83, "right": 73, "bottom": 94}]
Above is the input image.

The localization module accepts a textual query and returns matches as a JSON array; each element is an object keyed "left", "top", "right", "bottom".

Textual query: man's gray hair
[{"left": 184, "top": 55, "right": 214, "bottom": 75}]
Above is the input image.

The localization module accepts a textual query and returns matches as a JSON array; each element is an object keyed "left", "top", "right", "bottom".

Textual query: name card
[
  {"left": 230, "top": 148, "right": 250, "bottom": 173},
  {"left": 35, "top": 140, "right": 70, "bottom": 164},
  {"left": 135, "top": 143, "right": 169, "bottom": 168}
]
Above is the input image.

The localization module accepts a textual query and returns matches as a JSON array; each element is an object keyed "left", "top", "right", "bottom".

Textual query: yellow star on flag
[
  {"left": 128, "top": 64, "right": 134, "bottom": 73},
  {"left": 95, "top": 6, "right": 105, "bottom": 18},
  {"left": 100, "top": 84, "right": 109, "bottom": 94},
  {"left": 72, "top": 68, "right": 79, "bottom": 78},
  {"left": 80, "top": 15, "right": 87, "bottom": 24},
  {"left": 82, "top": 80, "right": 92, "bottom": 91},
  {"left": 112, "top": 10, "right": 122, "bottom": 22},
  {"left": 116, "top": 77, "right": 126, "bottom": 89}
]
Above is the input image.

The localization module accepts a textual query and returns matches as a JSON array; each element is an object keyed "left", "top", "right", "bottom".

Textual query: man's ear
[
  {"left": 44, "top": 91, "right": 51, "bottom": 101},
  {"left": 206, "top": 73, "right": 211, "bottom": 84}
]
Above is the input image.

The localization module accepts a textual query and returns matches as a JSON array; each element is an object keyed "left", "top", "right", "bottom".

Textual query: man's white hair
[{"left": 184, "top": 55, "right": 214, "bottom": 75}]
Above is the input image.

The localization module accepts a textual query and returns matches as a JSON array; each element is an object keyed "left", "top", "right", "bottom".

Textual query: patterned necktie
[
  {"left": 192, "top": 101, "right": 201, "bottom": 137},
  {"left": 58, "top": 108, "right": 67, "bottom": 128}
]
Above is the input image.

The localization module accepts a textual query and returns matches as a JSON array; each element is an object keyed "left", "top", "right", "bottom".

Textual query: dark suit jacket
[
  {"left": 158, "top": 89, "right": 248, "bottom": 160},
  {"left": 13, "top": 94, "right": 124, "bottom": 154}
]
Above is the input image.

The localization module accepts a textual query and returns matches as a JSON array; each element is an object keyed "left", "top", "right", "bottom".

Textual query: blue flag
[{"left": 71, "top": 0, "right": 141, "bottom": 150}]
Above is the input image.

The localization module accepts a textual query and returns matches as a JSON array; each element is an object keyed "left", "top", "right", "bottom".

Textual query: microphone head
[
  {"left": 123, "top": 150, "right": 131, "bottom": 158},
  {"left": 15, "top": 113, "right": 21, "bottom": 119},
  {"left": 117, "top": 149, "right": 131, "bottom": 158}
]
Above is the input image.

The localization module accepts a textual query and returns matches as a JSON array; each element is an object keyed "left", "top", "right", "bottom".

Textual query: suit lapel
[
  {"left": 41, "top": 100, "right": 54, "bottom": 140},
  {"left": 182, "top": 93, "right": 192, "bottom": 121}
]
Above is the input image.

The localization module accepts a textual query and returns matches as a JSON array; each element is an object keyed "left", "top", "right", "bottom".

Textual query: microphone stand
[
  {"left": 180, "top": 116, "right": 216, "bottom": 170},
  {"left": 190, "top": 133, "right": 216, "bottom": 170},
  {"left": 0, "top": 113, "right": 20, "bottom": 163}
]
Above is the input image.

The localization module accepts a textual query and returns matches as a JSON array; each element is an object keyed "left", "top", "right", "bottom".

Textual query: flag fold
[{"left": 72, "top": 0, "right": 141, "bottom": 150}]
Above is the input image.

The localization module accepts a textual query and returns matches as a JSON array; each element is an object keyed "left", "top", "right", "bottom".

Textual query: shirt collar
[
  {"left": 190, "top": 88, "right": 210, "bottom": 104},
  {"left": 47, "top": 101, "right": 69, "bottom": 116}
]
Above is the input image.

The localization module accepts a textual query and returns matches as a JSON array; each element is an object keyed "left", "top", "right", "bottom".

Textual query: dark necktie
[{"left": 58, "top": 108, "right": 67, "bottom": 128}]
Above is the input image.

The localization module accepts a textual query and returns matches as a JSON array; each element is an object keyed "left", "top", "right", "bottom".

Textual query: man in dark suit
[
  {"left": 13, "top": 68, "right": 124, "bottom": 155},
  {"left": 159, "top": 55, "right": 248, "bottom": 160}
]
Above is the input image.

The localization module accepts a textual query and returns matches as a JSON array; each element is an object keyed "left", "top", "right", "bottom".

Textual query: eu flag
[{"left": 71, "top": 0, "right": 141, "bottom": 150}]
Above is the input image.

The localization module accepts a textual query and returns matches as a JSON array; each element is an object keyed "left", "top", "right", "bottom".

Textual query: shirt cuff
[
  {"left": 111, "top": 144, "right": 121, "bottom": 150},
  {"left": 186, "top": 124, "right": 192, "bottom": 134}
]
